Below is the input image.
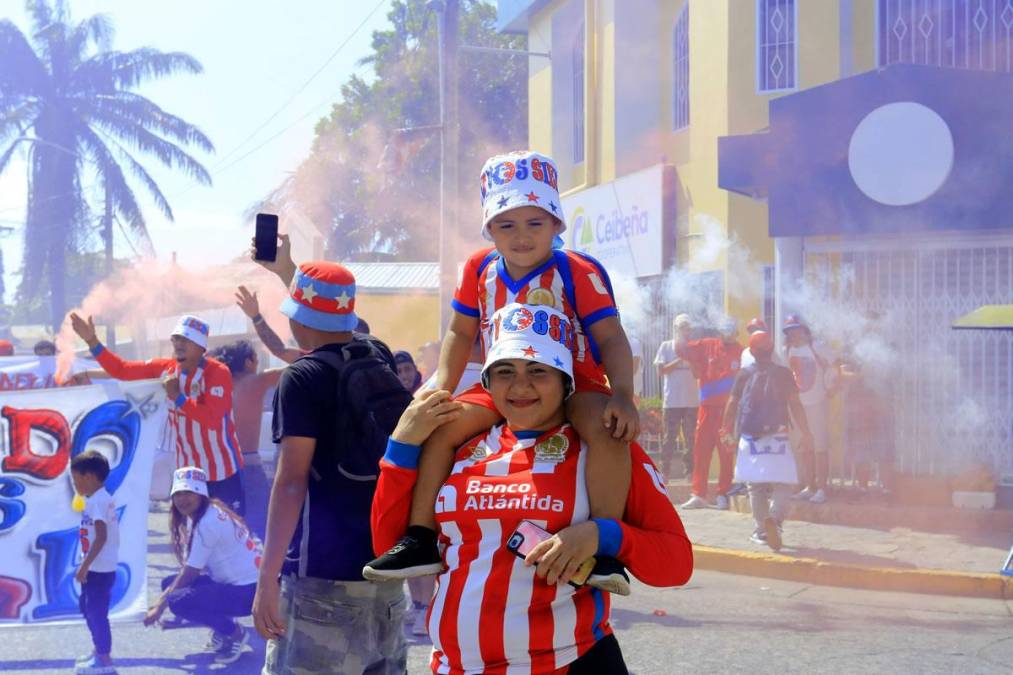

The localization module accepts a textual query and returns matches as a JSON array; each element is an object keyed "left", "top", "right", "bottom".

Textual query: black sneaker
[
  {"left": 362, "top": 527, "right": 443, "bottom": 581},
  {"left": 587, "top": 556, "right": 631, "bottom": 596}
]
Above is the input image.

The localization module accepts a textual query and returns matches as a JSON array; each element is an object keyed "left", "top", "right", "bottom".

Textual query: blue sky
[{"left": 0, "top": 0, "right": 394, "bottom": 296}]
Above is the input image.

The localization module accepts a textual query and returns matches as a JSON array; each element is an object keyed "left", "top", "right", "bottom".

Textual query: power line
[
  {"left": 201, "top": 0, "right": 389, "bottom": 174},
  {"left": 0, "top": 0, "right": 391, "bottom": 217}
]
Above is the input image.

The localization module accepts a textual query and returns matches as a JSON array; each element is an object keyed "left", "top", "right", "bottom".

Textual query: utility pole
[{"left": 436, "top": 0, "right": 460, "bottom": 334}]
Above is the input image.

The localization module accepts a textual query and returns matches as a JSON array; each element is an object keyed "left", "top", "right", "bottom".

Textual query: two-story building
[{"left": 497, "top": 0, "right": 1012, "bottom": 481}]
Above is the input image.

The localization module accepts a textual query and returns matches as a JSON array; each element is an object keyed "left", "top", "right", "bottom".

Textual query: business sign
[
  {"left": 0, "top": 380, "right": 166, "bottom": 625},
  {"left": 562, "top": 164, "right": 672, "bottom": 278}
]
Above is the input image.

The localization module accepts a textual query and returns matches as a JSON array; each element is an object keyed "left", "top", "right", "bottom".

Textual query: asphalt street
[{"left": 3, "top": 567, "right": 1010, "bottom": 674}]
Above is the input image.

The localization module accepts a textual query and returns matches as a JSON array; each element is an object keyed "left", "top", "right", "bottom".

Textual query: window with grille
[
  {"left": 572, "top": 22, "right": 585, "bottom": 164},
  {"left": 878, "top": 0, "right": 1013, "bottom": 72},
  {"left": 757, "top": 0, "right": 797, "bottom": 92},
  {"left": 673, "top": 5, "right": 690, "bottom": 130}
]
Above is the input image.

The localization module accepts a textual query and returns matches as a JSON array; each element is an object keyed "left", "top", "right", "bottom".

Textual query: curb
[{"left": 692, "top": 545, "right": 1013, "bottom": 600}]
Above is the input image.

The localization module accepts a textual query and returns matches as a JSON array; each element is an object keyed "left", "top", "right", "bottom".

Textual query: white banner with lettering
[
  {"left": 0, "top": 380, "right": 166, "bottom": 625},
  {"left": 0, "top": 356, "right": 99, "bottom": 391}
]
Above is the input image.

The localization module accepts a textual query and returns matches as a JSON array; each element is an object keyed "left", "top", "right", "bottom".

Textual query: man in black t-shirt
[
  {"left": 722, "top": 332, "right": 813, "bottom": 552},
  {"left": 251, "top": 258, "right": 407, "bottom": 675}
]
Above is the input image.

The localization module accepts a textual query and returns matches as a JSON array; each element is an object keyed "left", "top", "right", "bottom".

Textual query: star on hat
[
  {"left": 526, "top": 191, "right": 539, "bottom": 203},
  {"left": 553, "top": 356, "right": 564, "bottom": 368},
  {"left": 498, "top": 196, "right": 509, "bottom": 209},
  {"left": 335, "top": 291, "right": 352, "bottom": 309},
  {"left": 523, "top": 345, "right": 538, "bottom": 357},
  {"left": 549, "top": 201, "right": 558, "bottom": 213},
  {"left": 300, "top": 283, "right": 318, "bottom": 303}
]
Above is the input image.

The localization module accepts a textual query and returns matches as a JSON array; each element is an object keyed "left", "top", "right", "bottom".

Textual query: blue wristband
[
  {"left": 174, "top": 394, "right": 186, "bottom": 407},
  {"left": 89, "top": 343, "right": 105, "bottom": 357},
  {"left": 384, "top": 439, "right": 422, "bottom": 470},
  {"left": 592, "top": 518, "right": 623, "bottom": 558}
]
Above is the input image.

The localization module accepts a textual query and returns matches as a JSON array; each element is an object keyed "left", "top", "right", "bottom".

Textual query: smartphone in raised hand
[{"left": 254, "top": 213, "right": 279, "bottom": 262}]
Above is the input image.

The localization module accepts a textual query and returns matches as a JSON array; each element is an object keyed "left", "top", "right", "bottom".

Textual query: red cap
[
  {"left": 0, "top": 340, "right": 14, "bottom": 356},
  {"left": 748, "top": 331, "right": 774, "bottom": 356},
  {"left": 746, "top": 317, "right": 767, "bottom": 334}
]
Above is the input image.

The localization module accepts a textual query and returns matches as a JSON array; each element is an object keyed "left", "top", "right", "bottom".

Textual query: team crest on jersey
[
  {"left": 502, "top": 307, "right": 534, "bottom": 332},
  {"left": 189, "top": 380, "right": 201, "bottom": 398},
  {"left": 534, "top": 433, "right": 569, "bottom": 463},
  {"left": 470, "top": 443, "right": 489, "bottom": 461},
  {"left": 525, "top": 288, "right": 556, "bottom": 308}
]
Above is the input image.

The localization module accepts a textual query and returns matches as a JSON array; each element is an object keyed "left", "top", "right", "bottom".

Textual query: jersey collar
[{"left": 496, "top": 254, "right": 556, "bottom": 294}]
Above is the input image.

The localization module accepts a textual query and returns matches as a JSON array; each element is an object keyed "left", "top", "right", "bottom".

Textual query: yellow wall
[
  {"left": 524, "top": 0, "right": 867, "bottom": 328},
  {"left": 356, "top": 293, "right": 440, "bottom": 354}
]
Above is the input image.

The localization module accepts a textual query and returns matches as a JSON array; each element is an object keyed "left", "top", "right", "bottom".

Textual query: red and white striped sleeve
[{"left": 594, "top": 444, "right": 693, "bottom": 587}]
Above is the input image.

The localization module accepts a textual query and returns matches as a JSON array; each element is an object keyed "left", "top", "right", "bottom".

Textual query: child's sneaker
[
  {"left": 587, "top": 557, "right": 631, "bottom": 596},
  {"left": 75, "top": 655, "right": 115, "bottom": 674},
  {"left": 714, "top": 494, "right": 730, "bottom": 510},
  {"left": 363, "top": 528, "right": 443, "bottom": 581},
  {"left": 75, "top": 652, "right": 95, "bottom": 665},
  {"left": 214, "top": 626, "right": 249, "bottom": 665},
  {"left": 749, "top": 530, "right": 767, "bottom": 546},
  {"left": 809, "top": 488, "right": 827, "bottom": 504}
]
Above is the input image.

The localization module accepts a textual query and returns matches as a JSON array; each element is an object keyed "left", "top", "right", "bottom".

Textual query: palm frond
[
  {"left": 0, "top": 137, "right": 32, "bottom": 176},
  {"left": 76, "top": 122, "right": 145, "bottom": 232},
  {"left": 0, "top": 20, "right": 49, "bottom": 97},
  {"left": 89, "top": 110, "right": 212, "bottom": 185},
  {"left": 67, "top": 13, "right": 114, "bottom": 63},
  {"left": 74, "top": 48, "right": 203, "bottom": 92},
  {"left": 95, "top": 128, "right": 174, "bottom": 222},
  {"left": 0, "top": 99, "right": 39, "bottom": 143},
  {"left": 24, "top": 0, "right": 55, "bottom": 35},
  {"left": 85, "top": 92, "right": 214, "bottom": 153}
]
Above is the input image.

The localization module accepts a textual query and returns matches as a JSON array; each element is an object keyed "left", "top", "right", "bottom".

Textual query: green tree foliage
[
  {"left": 0, "top": 0, "right": 214, "bottom": 328},
  {"left": 261, "top": 0, "right": 527, "bottom": 261}
]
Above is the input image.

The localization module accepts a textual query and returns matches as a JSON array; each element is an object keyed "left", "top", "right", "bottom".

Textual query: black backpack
[
  {"left": 737, "top": 363, "right": 791, "bottom": 438},
  {"left": 303, "top": 335, "right": 412, "bottom": 482}
]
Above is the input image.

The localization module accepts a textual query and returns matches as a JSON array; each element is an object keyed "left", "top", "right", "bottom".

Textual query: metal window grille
[
  {"left": 673, "top": 5, "right": 690, "bottom": 130},
  {"left": 757, "top": 0, "right": 797, "bottom": 91},
  {"left": 878, "top": 0, "right": 1013, "bottom": 72},
  {"left": 812, "top": 243, "right": 1013, "bottom": 479},
  {"left": 573, "top": 23, "right": 585, "bottom": 164}
]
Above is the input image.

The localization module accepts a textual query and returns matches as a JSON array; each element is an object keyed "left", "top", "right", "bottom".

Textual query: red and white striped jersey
[
  {"left": 452, "top": 247, "right": 618, "bottom": 387},
  {"left": 93, "top": 346, "right": 243, "bottom": 481},
  {"left": 373, "top": 424, "right": 693, "bottom": 674}
]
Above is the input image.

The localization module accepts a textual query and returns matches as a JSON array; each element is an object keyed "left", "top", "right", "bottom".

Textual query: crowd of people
[{"left": 45, "top": 147, "right": 894, "bottom": 674}]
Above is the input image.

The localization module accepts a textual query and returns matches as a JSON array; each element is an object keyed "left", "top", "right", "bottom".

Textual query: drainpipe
[{"left": 560, "top": 0, "right": 599, "bottom": 198}]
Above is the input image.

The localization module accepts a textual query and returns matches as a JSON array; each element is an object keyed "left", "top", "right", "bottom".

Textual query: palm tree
[{"left": 0, "top": 0, "right": 214, "bottom": 329}]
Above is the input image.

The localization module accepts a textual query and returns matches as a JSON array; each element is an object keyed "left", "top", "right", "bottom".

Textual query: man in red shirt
[
  {"left": 677, "top": 319, "right": 744, "bottom": 509},
  {"left": 70, "top": 312, "right": 247, "bottom": 515}
]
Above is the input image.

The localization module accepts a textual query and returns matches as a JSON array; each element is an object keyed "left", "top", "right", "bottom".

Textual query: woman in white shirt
[{"left": 144, "top": 467, "right": 262, "bottom": 665}]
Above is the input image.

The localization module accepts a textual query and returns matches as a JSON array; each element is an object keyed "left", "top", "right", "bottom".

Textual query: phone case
[{"left": 506, "top": 520, "right": 596, "bottom": 587}]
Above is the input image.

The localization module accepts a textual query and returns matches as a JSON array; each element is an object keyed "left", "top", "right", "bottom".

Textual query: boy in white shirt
[{"left": 71, "top": 451, "right": 120, "bottom": 675}]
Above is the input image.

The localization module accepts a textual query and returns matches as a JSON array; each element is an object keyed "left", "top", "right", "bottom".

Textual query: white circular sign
[{"left": 847, "top": 102, "right": 954, "bottom": 206}]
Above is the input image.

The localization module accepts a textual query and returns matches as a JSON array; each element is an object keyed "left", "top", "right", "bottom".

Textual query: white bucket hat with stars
[{"left": 479, "top": 150, "right": 566, "bottom": 241}]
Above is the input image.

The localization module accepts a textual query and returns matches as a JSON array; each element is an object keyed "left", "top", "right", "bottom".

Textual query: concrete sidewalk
[{"left": 675, "top": 501, "right": 1013, "bottom": 600}]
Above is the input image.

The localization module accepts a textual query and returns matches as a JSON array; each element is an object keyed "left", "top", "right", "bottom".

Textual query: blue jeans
[
  {"left": 80, "top": 571, "right": 115, "bottom": 655},
  {"left": 161, "top": 574, "right": 256, "bottom": 635}
]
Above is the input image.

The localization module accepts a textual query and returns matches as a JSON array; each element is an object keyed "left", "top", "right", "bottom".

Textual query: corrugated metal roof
[{"left": 344, "top": 262, "right": 439, "bottom": 292}]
